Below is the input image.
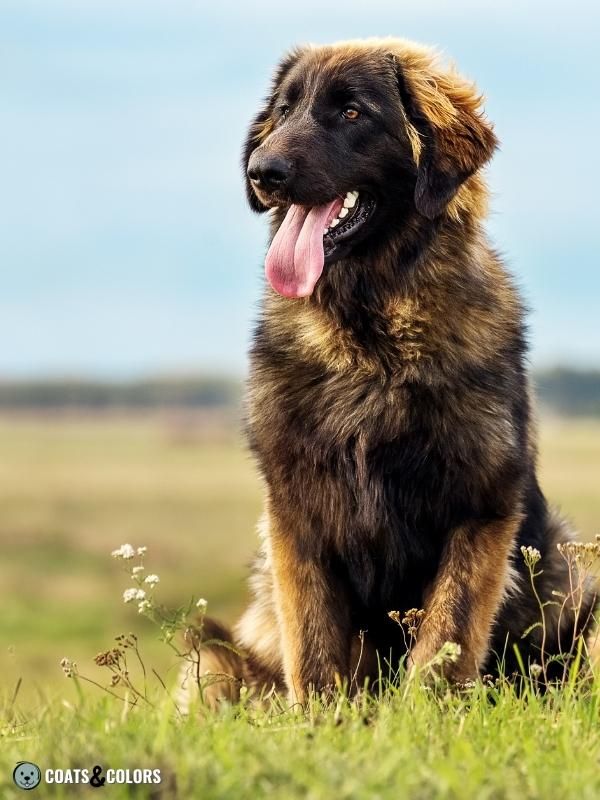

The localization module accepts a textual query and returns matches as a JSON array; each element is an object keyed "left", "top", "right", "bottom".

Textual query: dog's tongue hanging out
[{"left": 265, "top": 198, "right": 342, "bottom": 298}]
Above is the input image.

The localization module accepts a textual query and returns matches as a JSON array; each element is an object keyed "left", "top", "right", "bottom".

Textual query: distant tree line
[
  {"left": 534, "top": 369, "right": 600, "bottom": 416},
  {"left": 0, "top": 369, "right": 599, "bottom": 416},
  {"left": 0, "top": 377, "right": 241, "bottom": 410}
]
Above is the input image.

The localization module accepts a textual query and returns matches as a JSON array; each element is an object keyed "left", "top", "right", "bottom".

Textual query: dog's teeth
[
  {"left": 323, "top": 227, "right": 329, "bottom": 233},
  {"left": 343, "top": 192, "right": 357, "bottom": 209},
  {"left": 339, "top": 207, "right": 349, "bottom": 218},
  {"left": 330, "top": 217, "right": 340, "bottom": 228}
]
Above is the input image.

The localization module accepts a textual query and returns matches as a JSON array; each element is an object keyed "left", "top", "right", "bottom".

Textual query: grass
[
  {"left": 2, "top": 675, "right": 600, "bottom": 799},
  {"left": 0, "top": 411, "right": 599, "bottom": 798}
]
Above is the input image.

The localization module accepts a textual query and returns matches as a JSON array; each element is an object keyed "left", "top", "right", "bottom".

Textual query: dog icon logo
[{"left": 13, "top": 762, "right": 42, "bottom": 790}]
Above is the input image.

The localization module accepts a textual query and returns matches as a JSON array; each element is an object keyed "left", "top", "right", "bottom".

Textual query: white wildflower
[
  {"left": 440, "top": 641, "right": 461, "bottom": 663},
  {"left": 529, "top": 662, "right": 543, "bottom": 678},
  {"left": 138, "top": 600, "right": 152, "bottom": 614},
  {"left": 196, "top": 597, "right": 208, "bottom": 611},
  {"left": 123, "top": 588, "right": 146, "bottom": 604},
  {"left": 60, "top": 657, "right": 76, "bottom": 677},
  {"left": 428, "top": 641, "right": 462, "bottom": 669},
  {"left": 111, "top": 543, "right": 135, "bottom": 560},
  {"left": 137, "top": 546, "right": 147, "bottom": 556},
  {"left": 144, "top": 574, "right": 160, "bottom": 587},
  {"left": 521, "top": 545, "right": 541, "bottom": 567},
  {"left": 132, "top": 566, "right": 144, "bottom": 576}
]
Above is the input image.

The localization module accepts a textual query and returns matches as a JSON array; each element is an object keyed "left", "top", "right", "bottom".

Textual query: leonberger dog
[{"left": 192, "top": 38, "right": 597, "bottom": 705}]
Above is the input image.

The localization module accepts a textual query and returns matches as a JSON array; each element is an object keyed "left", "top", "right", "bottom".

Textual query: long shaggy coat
[{"left": 189, "top": 38, "right": 597, "bottom": 706}]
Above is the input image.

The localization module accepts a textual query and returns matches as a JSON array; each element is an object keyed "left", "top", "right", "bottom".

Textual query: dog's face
[{"left": 244, "top": 40, "right": 497, "bottom": 298}]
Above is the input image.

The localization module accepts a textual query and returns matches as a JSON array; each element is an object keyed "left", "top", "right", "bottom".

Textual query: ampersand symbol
[{"left": 89, "top": 765, "right": 106, "bottom": 788}]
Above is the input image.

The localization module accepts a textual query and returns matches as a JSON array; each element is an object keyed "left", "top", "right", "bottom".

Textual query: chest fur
[
  {"left": 247, "top": 298, "right": 525, "bottom": 606},
  {"left": 249, "top": 330, "right": 517, "bottom": 526}
]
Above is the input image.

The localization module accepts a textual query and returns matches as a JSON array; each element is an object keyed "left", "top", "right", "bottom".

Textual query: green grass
[
  {"left": 2, "top": 675, "right": 600, "bottom": 799},
  {"left": 0, "top": 412, "right": 599, "bottom": 798}
]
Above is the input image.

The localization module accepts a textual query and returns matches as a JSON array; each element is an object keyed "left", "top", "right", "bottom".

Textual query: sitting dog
[{"left": 191, "top": 38, "right": 597, "bottom": 705}]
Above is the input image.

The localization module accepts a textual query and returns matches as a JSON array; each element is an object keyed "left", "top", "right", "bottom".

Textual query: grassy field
[
  {"left": 1, "top": 412, "right": 599, "bottom": 798},
  {"left": 3, "top": 678, "right": 600, "bottom": 799},
  {"left": 0, "top": 411, "right": 261, "bottom": 700}
]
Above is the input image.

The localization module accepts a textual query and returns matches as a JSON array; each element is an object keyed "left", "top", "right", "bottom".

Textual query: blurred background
[{"left": 1, "top": 0, "right": 598, "bottom": 704}]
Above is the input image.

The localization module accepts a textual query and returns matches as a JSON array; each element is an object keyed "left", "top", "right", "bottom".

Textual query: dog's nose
[{"left": 247, "top": 153, "right": 294, "bottom": 191}]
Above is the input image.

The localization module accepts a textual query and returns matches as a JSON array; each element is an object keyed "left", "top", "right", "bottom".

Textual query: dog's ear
[
  {"left": 242, "top": 48, "right": 305, "bottom": 213},
  {"left": 392, "top": 54, "right": 498, "bottom": 219}
]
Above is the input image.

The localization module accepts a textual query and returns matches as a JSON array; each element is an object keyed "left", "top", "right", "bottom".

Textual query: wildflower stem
[
  {"left": 133, "top": 642, "right": 148, "bottom": 701},
  {"left": 527, "top": 566, "right": 548, "bottom": 681},
  {"left": 151, "top": 668, "right": 184, "bottom": 719},
  {"left": 74, "top": 673, "right": 140, "bottom": 707}
]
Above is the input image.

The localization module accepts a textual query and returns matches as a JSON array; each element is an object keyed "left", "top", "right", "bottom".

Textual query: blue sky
[{"left": 1, "top": 0, "right": 598, "bottom": 377}]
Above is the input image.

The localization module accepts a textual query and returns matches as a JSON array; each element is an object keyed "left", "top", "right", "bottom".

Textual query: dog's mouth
[
  {"left": 324, "top": 191, "right": 375, "bottom": 262},
  {"left": 265, "top": 190, "right": 376, "bottom": 298}
]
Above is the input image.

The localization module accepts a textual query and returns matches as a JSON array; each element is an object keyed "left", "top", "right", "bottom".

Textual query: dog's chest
[
  {"left": 289, "top": 298, "right": 436, "bottom": 379},
  {"left": 248, "top": 304, "right": 517, "bottom": 604},
  {"left": 249, "top": 342, "right": 491, "bottom": 521},
  {"left": 249, "top": 358, "right": 446, "bottom": 603}
]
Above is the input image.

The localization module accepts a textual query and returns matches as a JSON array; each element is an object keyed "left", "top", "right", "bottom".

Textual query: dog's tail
[{"left": 175, "top": 616, "right": 245, "bottom": 713}]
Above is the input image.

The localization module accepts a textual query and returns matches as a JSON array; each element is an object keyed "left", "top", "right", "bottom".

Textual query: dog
[{"left": 189, "top": 38, "right": 597, "bottom": 706}]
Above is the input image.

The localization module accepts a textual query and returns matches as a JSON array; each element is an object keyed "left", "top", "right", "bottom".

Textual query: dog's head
[{"left": 243, "top": 39, "right": 497, "bottom": 298}]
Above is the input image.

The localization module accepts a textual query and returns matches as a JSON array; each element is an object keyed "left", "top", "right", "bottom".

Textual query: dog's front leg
[
  {"left": 410, "top": 514, "right": 522, "bottom": 681},
  {"left": 269, "top": 512, "right": 351, "bottom": 705}
]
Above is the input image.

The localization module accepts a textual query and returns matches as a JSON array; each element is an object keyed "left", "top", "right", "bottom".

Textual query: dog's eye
[{"left": 342, "top": 107, "right": 361, "bottom": 120}]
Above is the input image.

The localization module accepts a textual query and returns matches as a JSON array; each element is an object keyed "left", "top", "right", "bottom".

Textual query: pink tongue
[{"left": 265, "top": 198, "right": 342, "bottom": 298}]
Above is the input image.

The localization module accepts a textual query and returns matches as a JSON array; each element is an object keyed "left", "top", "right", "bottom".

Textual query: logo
[
  {"left": 12, "top": 762, "right": 161, "bottom": 789},
  {"left": 13, "top": 762, "right": 42, "bottom": 791},
  {"left": 89, "top": 765, "right": 106, "bottom": 788}
]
